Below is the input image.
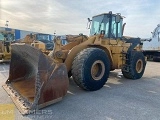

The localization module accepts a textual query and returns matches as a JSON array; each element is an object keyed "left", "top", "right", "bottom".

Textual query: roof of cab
[{"left": 92, "top": 12, "right": 123, "bottom": 18}]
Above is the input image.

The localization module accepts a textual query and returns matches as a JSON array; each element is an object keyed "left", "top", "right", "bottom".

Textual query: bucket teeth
[{"left": 3, "top": 44, "right": 69, "bottom": 115}]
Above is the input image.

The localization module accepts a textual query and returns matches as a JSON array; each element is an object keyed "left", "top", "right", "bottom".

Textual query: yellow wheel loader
[
  {"left": 3, "top": 11, "right": 146, "bottom": 114},
  {"left": 17, "top": 33, "right": 54, "bottom": 55},
  {"left": 0, "top": 31, "right": 14, "bottom": 61},
  {"left": 0, "top": 33, "right": 52, "bottom": 61}
]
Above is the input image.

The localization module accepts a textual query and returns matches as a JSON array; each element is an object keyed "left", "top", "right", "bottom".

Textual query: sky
[{"left": 0, "top": 0, "right": 160, "bottom": 38}]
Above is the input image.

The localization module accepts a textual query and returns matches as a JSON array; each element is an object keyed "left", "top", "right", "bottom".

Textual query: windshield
[
  {"left": 0, "top": 33, "right": 4, "bottom": 41},
  {"left": 0, "top": 33, "right": 14, "bottom": 41},
  {"left": 90, "top": 14, "right": 123, "bottom": 38},
  {"left": 36, "top": 34, "right": 49, "bottom": 42},
  {"left": 6, "top": 33, "right": 14, "bottom": 41},
  {"left": 90, "top": 14, "right": 109, "bottom": 36},
  {"left": 111, "top": 16, "right": 123, "bottom": 38}
]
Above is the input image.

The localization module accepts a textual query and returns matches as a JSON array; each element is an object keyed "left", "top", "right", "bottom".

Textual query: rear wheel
[
  {"left": 122, "top": 51, "right": 146, "bottom": 79},
  {"left": 72, "top": 48, "right": 110, "bottom": 91}
]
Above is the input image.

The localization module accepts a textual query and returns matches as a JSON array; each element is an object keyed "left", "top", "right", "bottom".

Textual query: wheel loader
[
  {"left": 3, "top": 11, "right": 146, "bottom": 114},
  {"left": 0, "top": 31, "right": 14, "bottom": 61},
  {"left": 0, "top": 33, "right": 53, "bottom": 61},
  {"left": 16, "top": 33, "right": 54, "bottom": 55}
]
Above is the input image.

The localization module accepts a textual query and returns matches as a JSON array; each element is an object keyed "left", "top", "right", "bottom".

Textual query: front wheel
[
  {"left": 122, "top": 51, "right": 146, "bottom": 79},
  {"left": 72, "top": 48, "right": 110, "bottom": 91}
]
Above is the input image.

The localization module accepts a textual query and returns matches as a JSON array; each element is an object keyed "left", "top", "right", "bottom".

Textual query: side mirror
[
  {"left": 115, "top": 14, "right": 121, "bottom": 23},
  {"left": 88, "top": 18, "right": 91, "bottom": 22},
  {"left": 122, "top": 23, "right": 126, "bottom": 36},
  {"left": 87, "top": 18, "right": 92, "bottom": 29}
]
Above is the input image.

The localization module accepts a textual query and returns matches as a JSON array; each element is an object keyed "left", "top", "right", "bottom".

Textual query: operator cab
[
  {"left": 36, "top": 34, "right": 54, "bottom": 50},
  {"left": 89, "top": 11, "right": 123, "bottom": 39},
  {"left": 0, "top": 33, "right": 4, "bottom": 41},
  {"left": 0, "top": 32, "right": 14, "bottom": 41}
]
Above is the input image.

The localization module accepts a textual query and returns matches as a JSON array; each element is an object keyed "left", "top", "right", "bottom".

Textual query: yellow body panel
[
  {"left": 31, "top": 41, "right": 46, "bottom": 52},
  {"left": 0, "top": 41, "right": 11, "bottom": 60},
  {"left": 51, "top": 35, "right": 141, "bottom": 72}
]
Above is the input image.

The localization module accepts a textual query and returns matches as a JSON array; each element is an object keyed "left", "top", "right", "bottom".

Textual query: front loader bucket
[{"left": 2, "top": 44, "right": 69, "bottom": 115}]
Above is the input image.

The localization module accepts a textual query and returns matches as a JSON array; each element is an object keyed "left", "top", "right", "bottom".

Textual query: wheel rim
[
  {"left": 136, "top": 59, "right": 143, "bottom": 73},
  {"left": 91, "top": 60, "right": 105, "bottom": 80}
]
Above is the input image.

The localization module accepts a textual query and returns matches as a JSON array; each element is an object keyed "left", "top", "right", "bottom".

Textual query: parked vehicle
[{"left": 142, "top": 24, "right": 160, "bottom": 62}]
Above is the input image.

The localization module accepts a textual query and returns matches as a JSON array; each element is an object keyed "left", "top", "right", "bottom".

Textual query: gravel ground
[{"left": 0, "top": 61, "right": 160, "bottom": 120}]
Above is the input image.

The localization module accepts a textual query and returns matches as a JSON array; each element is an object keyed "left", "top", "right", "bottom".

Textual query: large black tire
[
  {"left": 122, "top": 51, "right": 146, "bottom": 79},
  {"left": 72, "top": 48, "right": 110, "bottom": 91}
]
